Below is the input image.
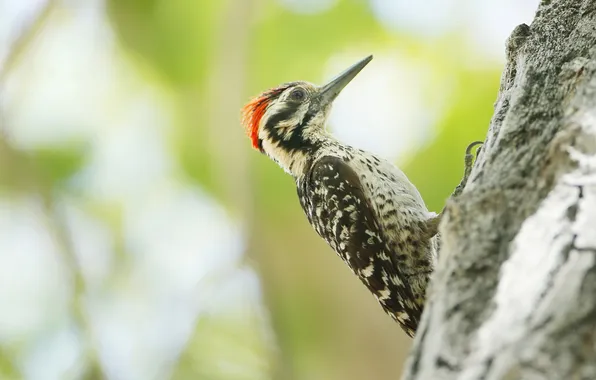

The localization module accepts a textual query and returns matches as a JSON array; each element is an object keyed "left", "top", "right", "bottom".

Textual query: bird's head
[{"left": 241, "top": 55, "right": 372, "bottom": 176}]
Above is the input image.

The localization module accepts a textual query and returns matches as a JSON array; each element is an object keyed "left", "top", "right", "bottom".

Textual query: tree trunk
[{"left": 404, "top": 1, "right": 596, "bottom": 379}]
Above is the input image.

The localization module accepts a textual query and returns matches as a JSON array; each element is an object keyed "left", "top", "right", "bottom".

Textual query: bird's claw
[{"left": 453, "top": 141, "right": 483, "bottom": 198}]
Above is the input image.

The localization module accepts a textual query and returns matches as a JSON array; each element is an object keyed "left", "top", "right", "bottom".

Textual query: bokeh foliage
[{"left": 1, "top": 0, "right": 501, "bottom": 379}]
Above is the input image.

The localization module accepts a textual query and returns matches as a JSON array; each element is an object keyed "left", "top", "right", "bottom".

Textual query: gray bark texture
[{"left": 403, "top": 1, "right": 596, "bottom": 379}]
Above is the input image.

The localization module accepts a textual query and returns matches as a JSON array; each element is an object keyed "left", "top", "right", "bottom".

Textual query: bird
[{"left": 241, "top": 55, "right": 481, "bottom": 337}]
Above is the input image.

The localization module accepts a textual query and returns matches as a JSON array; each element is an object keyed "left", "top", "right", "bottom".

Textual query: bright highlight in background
[
  {"left": 0, "top": 0, "right": 540, "bottom": 378},
  {"left": 327, "top": 53, "right": 445, "bottom": 162}
]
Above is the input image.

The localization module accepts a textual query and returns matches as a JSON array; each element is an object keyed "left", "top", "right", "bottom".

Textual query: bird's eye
[{"left": 290, "top": 88, "right": 306, "bottom": 101}]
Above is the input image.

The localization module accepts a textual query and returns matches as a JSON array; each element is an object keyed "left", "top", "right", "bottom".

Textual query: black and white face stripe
[
  {"left": 260, "top": 83, "right": 327, "bottom": 148},
  {"left": 256, "top": 81, "right": 333, "bottom": 176},
  {"left": 264, "top": 106, "right": 317, "bottom": 152}
]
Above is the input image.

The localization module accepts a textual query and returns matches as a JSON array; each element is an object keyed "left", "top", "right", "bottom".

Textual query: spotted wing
[{"left": 298, "top": 155, "right": 421, "bottom": 336}]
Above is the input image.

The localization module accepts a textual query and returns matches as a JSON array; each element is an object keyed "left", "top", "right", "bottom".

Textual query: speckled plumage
[
  {"left": 241, "top": 57, "right": 442, "bottom": 337},
  {"left": 297, "top": 143, "right": 438, "bottom": 337}
]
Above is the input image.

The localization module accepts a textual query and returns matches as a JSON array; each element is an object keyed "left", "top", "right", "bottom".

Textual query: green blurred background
[{"left": 0, "top": 0, "right": 538, "bottom": 379}]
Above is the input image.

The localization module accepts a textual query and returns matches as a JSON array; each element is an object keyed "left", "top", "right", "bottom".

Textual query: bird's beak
[{"left": 319, "top": 55, "right": 373, "bottom": 107}]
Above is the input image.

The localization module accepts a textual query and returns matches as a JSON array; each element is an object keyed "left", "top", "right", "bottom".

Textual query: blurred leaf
[
  {"left": 0, "top": 138, "right": 85, "bottom": 196},
  {"left": 171, "top": 313, "right": 273, "bottom": 380},
  {"left": 107, "top": 0, "right": 222, "bottom": 86},
  {"left": 31, "top": 147, "right": 86, "bottom": 185},
  {"left": 0, "top": 349, "right": 19, "bottom": 380},
  {"left": 0, "top": 138, "right": 42, "bottom": 195},
  {"left": 174, "top": 100, "right": 218, "bottom": 196}
]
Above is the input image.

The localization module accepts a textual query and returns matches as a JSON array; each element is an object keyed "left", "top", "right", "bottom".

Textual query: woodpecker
[{"left": 241, "top": 55, "right": 480, "bottom": 337}]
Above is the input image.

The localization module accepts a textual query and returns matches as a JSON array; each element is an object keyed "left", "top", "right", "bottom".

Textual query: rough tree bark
[{"left": 404, "top": 1, "right": 596, "bottom": 379}]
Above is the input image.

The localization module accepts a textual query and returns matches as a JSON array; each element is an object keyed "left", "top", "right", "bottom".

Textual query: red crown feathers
[{"left": 241, "top": 86, "right": 288, "bottom": 150}]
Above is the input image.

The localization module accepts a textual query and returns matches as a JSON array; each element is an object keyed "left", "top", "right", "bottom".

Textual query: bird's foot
[
  {"left": 451, "top": 141, "right": 483, "bottom": 198},
  {"left": 426, "top": 141, "right": 483, "bottom": 237}
]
